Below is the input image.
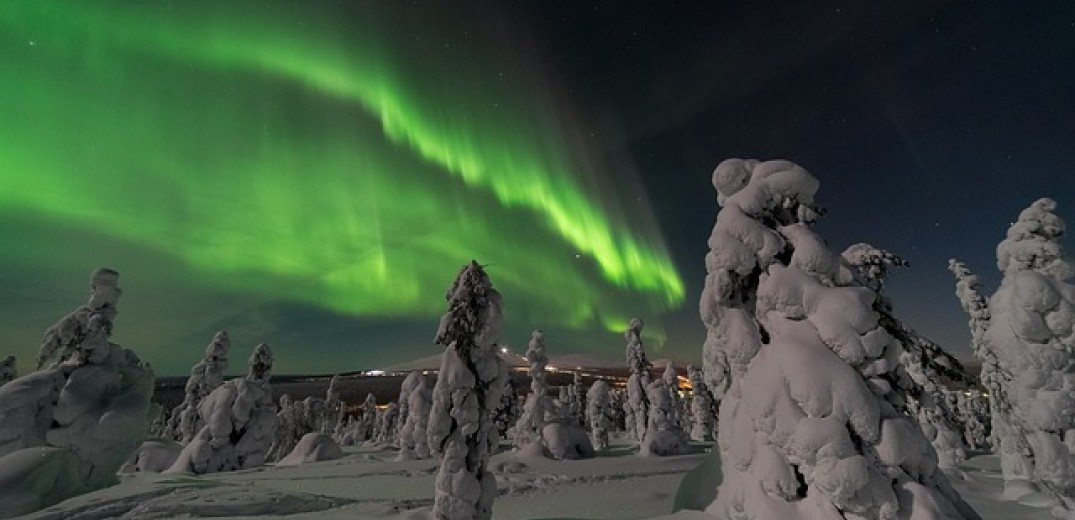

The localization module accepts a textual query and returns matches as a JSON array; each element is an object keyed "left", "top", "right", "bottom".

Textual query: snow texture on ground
[{"left": 9, "top": 440, "right": 1054, "bottom": 520}]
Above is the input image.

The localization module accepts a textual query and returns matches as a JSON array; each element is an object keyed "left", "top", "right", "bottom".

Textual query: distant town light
[
  {"left": 367, "top": 369, "right": 385, "bottom": 376},
  {"left": 501, "top": 347, "right": 509, "bottom": 354}
]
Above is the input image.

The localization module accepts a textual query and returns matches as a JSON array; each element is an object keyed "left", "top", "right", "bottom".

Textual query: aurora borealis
[
  {"left": 1, "top": 1, "right": 682, "bottom": 373},
  {"left": 3, "top": 1, "right": 1075, "bottom": 375}
]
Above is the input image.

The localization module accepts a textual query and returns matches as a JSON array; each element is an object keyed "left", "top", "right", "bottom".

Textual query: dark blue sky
[{"left": 520, "top": 0, "right": 1075, "bottom": 358}]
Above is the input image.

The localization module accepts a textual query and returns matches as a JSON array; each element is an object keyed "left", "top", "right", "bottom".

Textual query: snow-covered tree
[
  {"left": 352, "top": 392, "right": 379, "bottom": 443},
  {"left": 512, "top": 329, "right": 550, "bottom": 449},
  {"left": 394, "top": 371, "right": 421, "bottom": 446},
  {"left": 609, "top": 388, "right": 626, "bottom": 432},
  {"left": 687, "top": 365, "right": 715, "bottom": 442},
  {"left": 269, "top": 395, "right": 331, "bottom": 461},
  {"left": 842, "top": 243, "right": 909, "bottom": 294},
  {"left": 268, "top": 394, "right": 299, "bottom": 460},
  {"left": 661, "top": 362, "right": 682, "bottom": 427},
  {"left": 624, "top": 318, "right": 651, "bottom": 442},
  {"left": 586, "top": 380, "right": 612, "bottom": 450},
  {"left": 640, "top": 377, "right": 690, "bottom": 457},
  {"left": 568, "top": 371, "right": 586, "bottom": 426},
  {"left": 0, "top": 355, "right": 15, "bottom": 386},
  {"left": 953, "top": 198, "right": 1075, "bottom": 511},
  {"left": 35, "top": 268, "right": 122, "bottom": 369},
  {"left": 0, "top": 268, "right": 155, "bottom": 515},
  {"left": 428, "top": 261, "right": 508, "bottom": 520},
  {"left": 853, "top": 222, "right": 980, "bottom": 477},
  {"left": 374, "top": 401, "right": 400, "bottom": 445},
  {"left": 901, "top": 348, "right": 968, "bottom": 470},
  {"left": 397, "top": 371, "right": 432, "bottom": 460},
  {"left": 956, "top": 391, "right": 989, "bottom": 451},
  {"left": 493, "top": 371, "right": 522, "bottom": 438},
  {"left": 701, "top": 159, "right": 979, "bottom": 519},
  {"left": 335, "top": 392, "right": 378, "bottom": 447},
  {"left": 168, "top": 343, "right": 277, "bottom": 474},
  {"left": 324, "top": 374, "right": 344, "bottom": 434},
  {"left": 164, "top": 331, "right": 230, "bottom": 443},
  {"left": 149, "top": 406, "right": 170, "bottom": 439},
  {"left": 844, "top": 243, "right": 975, "bottom": 471},
  {"left": 950, "top": 257, "right": 1035, "bottom": 495}
]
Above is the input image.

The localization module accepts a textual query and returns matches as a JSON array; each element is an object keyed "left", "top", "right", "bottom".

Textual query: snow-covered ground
[{"left": 12, "top": 437, "right": 1052, "bottom": 520}]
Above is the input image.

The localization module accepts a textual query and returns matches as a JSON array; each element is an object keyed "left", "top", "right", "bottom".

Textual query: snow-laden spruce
[
  {"left": 951, "top": 257, "right": 1037, "bottom": 498},
  {"left": 509, "top": 330, "right": 594, "bottom": 461},
  {"left": 359, "top": 392, "right": 378, "bottom": 441},
  {"left": 34, "top": 268, "right": 123, "bottom": 369},
  {"left": 662, "top": 361, "right": 683, "bottom": 427},
  {"left": 954, "top": 198, "right": 1075, "bottom": 511},
  {"left": 688, "top": 365, "right": 715, "bottom": 442},
  {"left": 0, "top": 355, "right": 15, "bottom": 386},
  {"left": 167, "top": 343, "right": 277, "bottom": 474},
  {"left": 640, "top": 374, "right": 690, "bottom": 457},
  {"left": 374, "top": 401, "right": 400, "bottom": 446},
  {"left": 268, "top": 395, "right": 298, "bottom": 460},
  {"left": 567, "top": 371, "right": 586, "bottom": 426},
  {"left": 163, "top": 330, "right": 230, "bottom": 443},
  {"left": 397, "top": 371, "right": 432, "bottom": 460},
  {"left": 325, "top": 374, "right": 345, "bottom": 434},
  {"left": 493, "top": 372, "right": 522, "bottom": 438},
  {"left": 335, "top": 392, "right": 379, "bottom": 447},
  {"left": 586, "top": 380, "right": 613, "bottom": 450},
  {"left": 700, "top": 159, "right": 979, "bottom": 520},
  {"left": 395, "top": 371, "right": 419, "bottom": 446},
  {"left": 842, "top": 243, "right": 976, "bottom": 471},
  {"left": 609, "top": 388, "right": 627, "bottom": 432},
  {"left": 512, "top": 329, "right": 550, "bottom": 449},
  {"left": 428, "top": 261, "right": 509, "bottom": 520},
  {"left": 955, "top": 391, "right": 989, "bottom": 451},
  {"left": 624, "top": 318, "right": 651, "bottom": 442},
  {"left": 0, "top": 268, "right": 155, "bottom": 518}
]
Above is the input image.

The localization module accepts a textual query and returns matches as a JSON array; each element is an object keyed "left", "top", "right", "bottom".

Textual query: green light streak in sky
[{"left": 0, "top": 1, "right": 680, "bottom": 359}]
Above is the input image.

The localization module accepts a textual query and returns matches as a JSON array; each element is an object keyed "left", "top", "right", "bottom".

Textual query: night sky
[{"left": 2, "top": 1, "right": 1073, "bottom": 375}]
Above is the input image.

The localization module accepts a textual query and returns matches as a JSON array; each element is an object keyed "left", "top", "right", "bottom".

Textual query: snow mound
[
  {"left": 542, "top": 419, "right": 595, "bottom": 460},
  {"left": 119, "top": 439, "right": 183, "bottom": 474},
  {"left": 0, "top": 447, "right": 86, "bottom": 519},
  {"left": 276, "top": 432, "right": 344, "bottom": 466}
]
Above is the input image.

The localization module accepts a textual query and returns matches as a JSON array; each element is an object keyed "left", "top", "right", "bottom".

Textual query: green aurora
[{"left": 0, "top": 1, "right": 683, "bottom": 373}]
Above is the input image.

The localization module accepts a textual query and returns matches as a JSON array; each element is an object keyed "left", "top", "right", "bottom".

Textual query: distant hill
[{"left": 385, "top": 351, "right": 694, "bottom": 372}]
